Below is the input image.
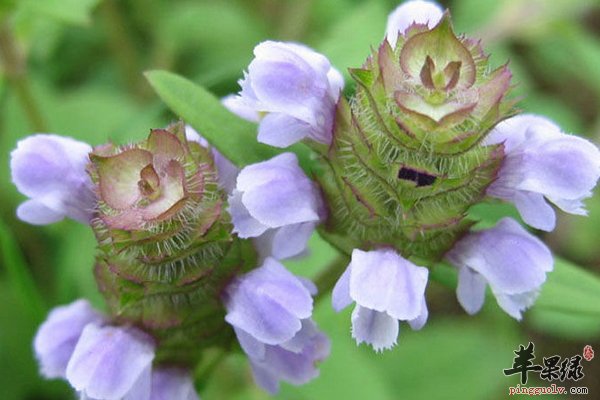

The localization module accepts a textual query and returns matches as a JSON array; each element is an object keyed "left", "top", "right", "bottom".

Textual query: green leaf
[
  {"left": 529, "top": 257, "right": 600, "bottom": 338},
  {"left": 145, "top": 70, "right": 313, "bottom": 169},
  {"left": 0, "top": 217, "right": 46, "bottom": 321},
  {"left": 18, "top": 0, "right": 100, "bottom": 26}
]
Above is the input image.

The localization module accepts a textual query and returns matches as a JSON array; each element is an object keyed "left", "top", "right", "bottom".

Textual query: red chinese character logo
[{"left": 583, "top": 345, "right": 594, "bottom": 362}]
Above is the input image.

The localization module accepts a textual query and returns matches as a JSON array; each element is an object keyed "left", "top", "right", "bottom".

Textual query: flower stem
[
  {"left": 100, "top": 0, "right": 148, "bottom": 100},
  {"left": 0, "top": 19, "right": 47, "bottom": 132}
]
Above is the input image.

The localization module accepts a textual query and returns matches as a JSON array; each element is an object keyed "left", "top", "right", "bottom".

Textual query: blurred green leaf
[
  {"left": 54, "top": 222, "right": 104, "bottom": 307},
  {"left": 529, "top": 257, "right": 600, "bottom": 338},
  {"left": 317, "top": 1, "right": 387, "bottom": 80},
  {"left": 18, "top": 0, "right": 100, "bottom": 26},
  {"left": 0, "top": 216, "right": 46, "bottom": 321}
]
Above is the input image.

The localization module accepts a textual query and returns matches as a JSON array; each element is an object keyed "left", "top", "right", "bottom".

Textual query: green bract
[
  {"left": 88, "top": 122, "right": 256, "bottom": 365},
  {"left": 315, "top": 13, "right": 515, "bottom": 265}
]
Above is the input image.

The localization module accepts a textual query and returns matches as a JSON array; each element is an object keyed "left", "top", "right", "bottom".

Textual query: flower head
[
  {"left": 88, "top": 123, "right": 218, "bottom": 231},
  {"left": 485, "top": 115, "right": 600, "bottom": 231},
  {"left": 446, "top": 218, "right": 553, "bottom": 319},
  {"left": 11, "top": 134, "right": 95, "bottom": 225},
  {"left": 227, "top": 41, "right": 344, "bottom": 147},
  {"left": 332, "top": 249, "right": 429, "bottom": 351}
]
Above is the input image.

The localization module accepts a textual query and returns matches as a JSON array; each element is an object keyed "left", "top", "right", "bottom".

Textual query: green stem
[
  {"left": 0, "top": 19, "right": 47, "bottom": 132},
  {"left": 313, "top": 254, "right": 349, "bottom": 302},
  {"left": 194, "top": 349, "right": 227, "bottom": 391},
  {"left": 100, "top": 0, "right": 148, "bottom": 100}
]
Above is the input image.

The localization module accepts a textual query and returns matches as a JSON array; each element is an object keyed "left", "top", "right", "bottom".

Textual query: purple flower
[
  {"left": 224, "top": 257, "right": 315, "bottom": 344},
  {"left": 446, "top": 218, "right": 554, "bottom": 320},
  {"left": 332, "top": 249, "right": 429, "bottom": 352},
  {"left": 228, "top": 153, "right": 323, "bottom": 260},
  {"left": 227, "top": 41, "right": 344, "bottom": 147},
  {"left": 150, "top": 368, "right": 199, "bottom": 400},
  {"left": 224, "top": 258, "right": 328, "bottom": 393},
  {"left": 66, "top": 323, "right": 156, "bottom": 400},
  {"left": 33, "top": 300, "right": 105, "bottom": 379},
  {"left": 184, "top": 125, "right": 239, "bottom": 193},
  {"left": 10, "top": 134, "right": 95, "bottom": 225},
  {"left": 385, "top": 0, "right": 444, "bottom": 48},
  {"left": 485, "top": 114, "right": 600, "bottom": 231},
  {"left": 234, "top": 319, "right": 330, "bottom": 394}
]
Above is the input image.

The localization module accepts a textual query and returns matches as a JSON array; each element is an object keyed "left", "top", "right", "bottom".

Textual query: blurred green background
[{"left": 1, "top": 0, "right": 600, "bottom": 399}]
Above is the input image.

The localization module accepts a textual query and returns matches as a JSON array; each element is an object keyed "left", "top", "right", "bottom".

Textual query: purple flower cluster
[
  {"left": 34, "top": 300, "right": 198, "bottom": 400},
  {"left": 226, "top": 0, "right": 600, "bottom": 351},
  {"left": 224, "top": 258, "right": 329, "bottom": 393},
  {"left": 9, "top": 1, "right": 600, "bottom": 398},
  {"left": 12, "top": 132, "right": 328, "bottom": 397}
]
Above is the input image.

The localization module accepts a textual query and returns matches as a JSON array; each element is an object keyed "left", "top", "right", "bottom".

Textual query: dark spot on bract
[{"left": 398, "top": 167, "right": 437, "bottom": 187}]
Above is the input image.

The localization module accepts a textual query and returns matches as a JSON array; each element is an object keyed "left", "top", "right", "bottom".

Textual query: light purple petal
[
  {"left": 34, "top": 300, "right": 104, "bottom": 379},
  {"left": 234, "top": 327, "right": 266, "bottom": 361},
  {"left": 235, "top": 153, "right": 301, "bottom": 192},
  {"left": 486, "top": 114, "right": 600, "bottom": 231},
  {"left": 150, "top": 368, "right": 199, "bottom": 400},
  {"left": 512, "top": 191, "right": 556, "bottom": 232},
  {"left": 447, "top": 218, "right": 553, "bottom": 319},
  {"left": 494, "top": 291, "right": 540, "bottom": 321},
  {"left": 254, "top": 320, "right": 329, "bottom": 392},
  {"left": 228, "top": 190, "right": 269, "bottom": 238},
  {"left": 351, "top": 306, "right": 398, "bottom": 352},
  {"left": 326, "top": 68, "right": 344, "bottom": 100},
  {"left": 456, "top": 266, "right": 487, "bottom": 315},
  {"left": 255, "top": 222, "right": 316, "bottom": 260},
  {"left": 258, "top": 113, "right": 311, "bottom": 148},
  {"left": 517, "top": 132, "right": 600, "bottom": 202},
  {"left": 331, "top": 266, "right": 352, "bottom": 312},
  {"left": 249, "top": 47, "right": 324, "bottom": 124},
  {"left": 11, "top": 134, "right": 95, "bottom": 224},
  {"left": 17, "top": 198, "right": 65, "bottom": 225},
  {"left": 385, "top": 0, "right": 444, "bottom": 47},
  {"left": 484, "top": 114, "right": 559, "bottom": 152},
  {"left": 222, "top": 94, "right": 260, "bottom": 122},
  {"left": 408, "top": 298, "right": 429, "bottom": 331},
  {"left": 225, "top": 258, "right": 313, "bottom": 344},
  {"left": 123, "top": 366, "right": 152, "bottom": 400},
  {"left": 241, "top": 318, "right": 329, "bottom": 394},
  {"left": 449, "top": 218, "right": 553, "bottom": 294},
  {"left": 348, "top": 248, "right": 429, "bottom": 320},
  {"left": 233, "top": 153, "right": 321, "bottom": 232},
  {"left": 66, "top": 324, "right": 155, "bottom": 400},
  {"left": 212, "top": 150, "right": 239, "bottom": 194},
  {"left": 235, "top": 41, "right": 339, "bottom": 147},
  {"left": 249, "top": 361, "right": 280, "bottom": 395}
]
